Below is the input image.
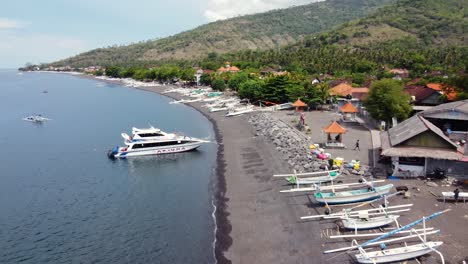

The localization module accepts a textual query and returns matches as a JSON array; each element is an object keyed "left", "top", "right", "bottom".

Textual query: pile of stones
[
  {"left": 249, "top": 113, "right": 329, "bottom": 173},
  {"left": 249, "top": 112, "right": 372, "bottom": 176}
]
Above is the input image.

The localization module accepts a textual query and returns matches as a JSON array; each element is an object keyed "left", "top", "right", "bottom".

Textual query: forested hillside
[
  {"left": 214, "top": 0, "right": 467, "bottom": 75},
  {"left": 51, "top": 0, "right": 396, "bottom": 67}
]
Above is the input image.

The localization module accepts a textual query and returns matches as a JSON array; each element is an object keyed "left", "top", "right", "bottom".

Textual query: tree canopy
[{"left": 363, "top": 79, "right": 412, "bottom": 124}]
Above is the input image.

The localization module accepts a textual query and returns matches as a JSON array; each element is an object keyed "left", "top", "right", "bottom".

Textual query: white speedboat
[
  {"left": 108, "top": 127, "right": 209, "bottom": 158},
  {"left": 23, "top": 115, "right": 51, "bottom": 122}
]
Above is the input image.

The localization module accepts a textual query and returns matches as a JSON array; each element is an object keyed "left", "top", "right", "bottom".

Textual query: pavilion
[
  {"left": 292, "top": 98, "right": 307, "bottom": 112},
  {"left": 323, "top": 121, "right": 347, "bottom": 148},
  {"left": 340, "top": 101, "right": 359, "bottom": 122}
]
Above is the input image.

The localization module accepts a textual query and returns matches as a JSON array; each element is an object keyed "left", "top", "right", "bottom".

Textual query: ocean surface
[{"left": 0, "top": 70, "right": 217, "bottom": 263}]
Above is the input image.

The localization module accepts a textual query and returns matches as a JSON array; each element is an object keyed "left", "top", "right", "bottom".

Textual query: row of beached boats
[
  {"left": 274, "top": 168, "right": 448, "bottom": 263},
  {"left": 165, "top": 87, "right": 258, "bottom": 117},
  {"left": 163, "top": 87, "right": 295, "bottom": 117}
]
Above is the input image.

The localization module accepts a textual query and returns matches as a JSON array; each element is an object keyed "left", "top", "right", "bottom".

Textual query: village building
[
  {"left": 380, "top": 100, "right": 468, "bottom": 178},
  {"left": 404, "top": 85, "right": 443, "bottom": 106},
  {"left": 389, "top": 68, "right": 409, "bottom": 79},
  {"left": 217, "top": 62, "right": 240, "bottom": 74},
  {"left": 329, "top": 83, "right": 369, "bottom": 111}
]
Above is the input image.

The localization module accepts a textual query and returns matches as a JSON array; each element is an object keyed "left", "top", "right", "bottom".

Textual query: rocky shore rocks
[{"left": 249, "top": 112, "right": 371, "bottom": 176}]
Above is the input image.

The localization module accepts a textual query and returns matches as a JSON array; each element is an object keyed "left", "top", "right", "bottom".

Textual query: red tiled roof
[
  {"left": 229, "top": 66, "right": 240, "bottom": 72},
  {"left": 340, "top": 102, "right": 359, "bottom": 113},
  {"left": 351, "top": 87, "right": 369, "bottom": 101},
  {"left": 426, "top": 83, "right": 442, "bottom": 91},
  {"left": 217, "top": 67, "right": 227, "bottom": 72},
  {"left": 426, "top": 83, "right": 457, "bottom": 101},
  {"left": 292, "top": 98, "right": 307, "bottom": 107},
  {"left": 323, "top": 121, "right": 347, "bottom": 134},
  {"left": 404, "top": 86, "right": 438, "bottom": 102},
  {"left": 329, "top": 83, "right": 353, "bottom": 97}
]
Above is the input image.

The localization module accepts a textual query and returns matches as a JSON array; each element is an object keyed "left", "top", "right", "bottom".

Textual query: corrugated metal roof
[
  {"left": 388, "top": 115, "right": 460, "bottom": 150},
  {"left": 381, "top": 146, "right": 462, "bottom": 160},
  {"left": 388, "top": 115, "right": 428, "bottom": 146},
  {"left": 421, "top": 99, "right": 468, "bottom": 116}
]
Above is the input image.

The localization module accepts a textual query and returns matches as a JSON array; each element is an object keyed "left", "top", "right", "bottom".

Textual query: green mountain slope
[
  {"left": 330, "top": 0, "right": 467, "bottom": 47},
  {"left": 218, "top": 0, "right": 467, "bottom": 74},
  {"left": 52, "top": 0, "right": 396, "bottom": 67}
]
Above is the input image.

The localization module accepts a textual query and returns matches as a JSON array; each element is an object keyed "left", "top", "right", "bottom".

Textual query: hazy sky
[{"left": 0, "top": 0, "right": 313, "bottom": 68}]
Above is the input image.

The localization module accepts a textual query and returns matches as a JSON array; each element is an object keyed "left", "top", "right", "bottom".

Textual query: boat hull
[
  {"left": 355, "top": 241, "right": 443, "bottom": 264},
  {"left": 286, "top": 173, "right": 340, "bottom": 185},
  {"left": 342, "top": 215, "right": 399, "bottom": 230},
  {"left": 114, "top": 142, "right": 203, "bottom": 158},
  {"left": 315, "top": 184, "right": 393, "bottom": 205}
]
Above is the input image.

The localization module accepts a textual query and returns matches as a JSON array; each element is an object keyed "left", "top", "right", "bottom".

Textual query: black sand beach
[{"left": 80, "top": 76, "right": 468, "bottom": 264}]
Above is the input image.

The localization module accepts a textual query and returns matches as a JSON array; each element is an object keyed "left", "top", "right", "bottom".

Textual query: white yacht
[{"left": 108, "top": 126, "right": 209, "bottom": 158}]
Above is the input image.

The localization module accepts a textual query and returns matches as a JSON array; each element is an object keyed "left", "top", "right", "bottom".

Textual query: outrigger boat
[
  {"left": 341, "top": 214, "right": 400, "bottom": 230},
  {"left": 169, "top": 98, "right": 202, "bottom": 104},
  {"left": 303, "top": 192, "right": 408, "bottom": 231},
  {"left": 108, "top": 127, "right": 209, "bottom": 158},
  {"left": 325, "top": 210, "right": 449, "bottom": 264},
  {"left": 280, "top": 179, "right": 386, "bottom": 193},
  {"left": 225, "top": 105, "right": 255, "bottom": 117},
  {"left": 273, "top": 169, "right": 341, "bottom": 185},
  {"left": 23, "top": 115, "right": 51, "bottom": 122},
  {"left": 314, "top": 184, "right": 393, "bottom": 205}
]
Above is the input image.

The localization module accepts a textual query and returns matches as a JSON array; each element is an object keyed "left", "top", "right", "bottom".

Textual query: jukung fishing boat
[
  {"left": 23, "top": 115, "right": 51, "bottom": 122},
  {"left": 341, "top": 214, "right": 400, "bottom": 230},
  {"left": 355, "top": 241, "right": 443, "bottom": 264},
  {"left": 314, "top": 184, "right": 393, "bottom": 205},
  {"left": 301, "top": 192, "right": 413, "bottom": 221},
  {"left": 273, "top": 169, "right": 341, "bottom": 185},
  {"left": 108, "top": 127, "right": 209, "bottom": 158},
  {"left": 280, "top": 179, "right": 387, "bottom": 193},
  {"left": 225, "top": 105, "right": 255, "bottom": 117},
  {"left": 325, "top": 210, "right": 449, "bottom": 264}
]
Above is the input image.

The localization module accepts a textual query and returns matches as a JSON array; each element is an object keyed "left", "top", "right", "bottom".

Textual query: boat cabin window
[
  {"left": 131, "top": 140, "right": 192, "bottom": 149},
  {"left": 138, "top": 133, "right": 164, "bottom": 137}
]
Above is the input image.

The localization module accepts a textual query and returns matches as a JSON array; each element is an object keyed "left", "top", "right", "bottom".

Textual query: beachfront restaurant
[{"left": 380, "top": 110, "right": 467, "bottom": 178}]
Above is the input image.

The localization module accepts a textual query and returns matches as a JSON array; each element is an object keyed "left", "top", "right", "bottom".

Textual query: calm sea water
[{"left": 0, "top": 70, "right": 217, "bottom": 263}]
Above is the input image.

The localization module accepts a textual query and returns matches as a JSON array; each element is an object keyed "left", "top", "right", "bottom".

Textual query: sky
[{"left": 0, "top": 0, "right": 314, "bottom": 68}]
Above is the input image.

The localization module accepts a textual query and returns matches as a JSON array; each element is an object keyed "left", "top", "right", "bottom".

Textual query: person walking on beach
[
  {"left": 454, "top": 188, "right": 460, "bottom": 203},
  {"left": 354, "top": 139, "right": 360, "bottom": 151}
]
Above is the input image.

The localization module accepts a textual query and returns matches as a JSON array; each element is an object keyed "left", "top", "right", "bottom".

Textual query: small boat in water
[
  {"left": 108, "top": 126, "right": 209, "bottom": 158},
  {"left": 23, "top": 115, "right": 51, "bottom": 123}
]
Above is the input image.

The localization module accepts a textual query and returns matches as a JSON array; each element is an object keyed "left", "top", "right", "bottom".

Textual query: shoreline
[{"left": 73, "top": 74, "right": 233, "bottom": 263}]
